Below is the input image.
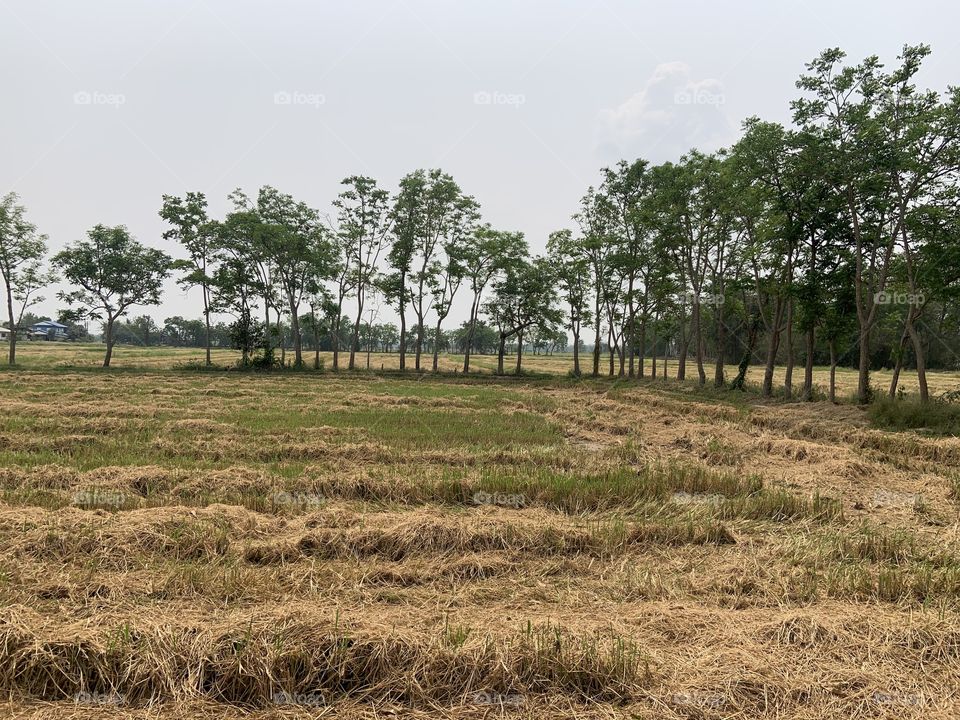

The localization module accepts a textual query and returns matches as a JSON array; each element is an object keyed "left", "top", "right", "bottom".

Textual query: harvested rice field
[{"left": 2, "top": 356, "right": 960, "bottom": 718}]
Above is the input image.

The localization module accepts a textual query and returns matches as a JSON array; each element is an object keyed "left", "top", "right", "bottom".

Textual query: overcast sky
[{"left": 3, "top": 0, "right": 959, "bottom": 328}]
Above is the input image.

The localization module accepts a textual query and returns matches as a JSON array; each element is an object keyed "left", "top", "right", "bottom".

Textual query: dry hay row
[
  {"left": 747, "top": 412, "right": 960, "bottom": 467},
  {"left": 5, "top": 507, "right": 736, "bottom": 570},
  {"left": 0, "top": 617, "right": 650, "bottom": 708}
]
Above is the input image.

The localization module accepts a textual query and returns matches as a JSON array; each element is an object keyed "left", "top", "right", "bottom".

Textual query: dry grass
[{"left": 2, "top": 347, "right": 960, "bottom": 717}]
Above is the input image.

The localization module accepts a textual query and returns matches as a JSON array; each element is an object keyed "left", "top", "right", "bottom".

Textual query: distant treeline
[{"left": 1, "top": 45, "right": 959, "bottom": 404}]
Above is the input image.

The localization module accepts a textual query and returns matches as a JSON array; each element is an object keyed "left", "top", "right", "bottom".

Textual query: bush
[{"left": 868, "top": 395, "right": 960, "bottom": 435}]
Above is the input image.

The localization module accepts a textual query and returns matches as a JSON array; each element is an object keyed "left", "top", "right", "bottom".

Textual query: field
[{"left": 2, "top": 345, "right": 960, "bottom": 718}]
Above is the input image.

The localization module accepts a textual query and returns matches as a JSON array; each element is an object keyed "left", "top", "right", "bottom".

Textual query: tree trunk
[
  {"left": 432, "top": 319, "right": 443, "bottom": 372},
  {"left": 650, "top": 326, "right": 657, "bottom": 378},
  {"left": 415, "top": 319, "right": 423, "bottom": 372},
  {"left": 290, "top": 298, "right": 303, "bottom": 367},
  {"left": 677, "top": 333, "right": 689, "bottom": 381},
  {"left": 692, "top": 300, "right": 706, "bottom": 385},
  {"left": 783, "top": 300, "right": 795, "bottom": 399},
  {"left": 311, "top": 307, "right": 320, "bottom": 370},
  {"left": 713, "top": 305, "right": 725, "bottom": 387},
  {"left": 497, "top": 334, "right": 506, "bottom": 375},
  {"left": 515, "top": 330, "right": 524, "bottom": 375},
  {"left": 905, "top": 310, "right": 929, "bottom": 403},
  {"left": 348, "top": 295, "right": 363, "bottom": 371},
  {"left": 762, "top": 298, "right": 785, "bottom": 397},
  {"left": 463, "top": 294, "right": 480, "bottom": 373},
  {"left": 103, "top": 316, "right": 116, "bottom": 368},
  {"left": 592, "top": 310, "right": 601, "bottom": 377},
  {"left": 637, "top": 319, "right": 647, "bottom": 379},
  {"left": 857, "top": 332, "right": 871, "bottom": 405},
  {"left": 608, "top": 326, "right": 615, "bottom": 377},
  {"left": 829, "top": 339, "right": 838, "bottom": 403},
  {"left": 731, "top": 313, "right": 760, "bottom": 391},
  {"left": 203, "top": 282, "right": 212, "bottom": 366},
  {"left": 676, "top": 314, "right": 689, "bottom": 381},
  {"left": 572, "top": 328, "right": 581, "bottom": 376},
  {"left": 888, "top": 324, "right": 909, "bottom": 399},
  {"left": 802, "top": 326, "right": 815, "bottom": 401},
  {"left": 332, "top": 304, "right": 342, "bottom": 370},
  {"left": 398, "top": 272, "right": 407, "bottom": 371},
  {"left": 5, "top": 286, "right": 15, "bottom": 366}
]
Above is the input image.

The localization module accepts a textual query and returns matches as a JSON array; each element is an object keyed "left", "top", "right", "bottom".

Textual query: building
[
  {"left": 0, "top": 327, "right": 10, "bottom": 341},
  {"left": 29, "top": 320, "right": 70, "bottom": 341}
]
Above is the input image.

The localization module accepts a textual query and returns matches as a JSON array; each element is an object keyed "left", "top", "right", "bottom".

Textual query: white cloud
[{"left": 595, "top": 62, "right": 736, "bottom": 163}]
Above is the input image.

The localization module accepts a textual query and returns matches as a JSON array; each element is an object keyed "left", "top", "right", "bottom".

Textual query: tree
[
  {"left": 876, "top": 46, "right": 960, "bottom": 402},
  {"left": 575, "top": 188, "right": 614, "bottom": 377},
  {"left": 547, "top": 229, "right": 591, "bottom": 377},
  {"left": 401, "top": 169, "right": 476, "bottom": 371},
  {"left": 160, "top": 192, "right": 216, "bottom": 366},
  {"left": 600, "top": 159, "right": 651, "bottom": 377},
  {"left": 484, "top": 256, "right": 560, "bottom": 375},
  {"left": 461, "top": 226, "right": 526, "bottom": 373},
  {"left": 54, "top": 225, "right": 172, "bottom": 367},
  {"left": 0, "top": 193, "right": 52, "bottom": 365},
  {"left": 333, "top": 176, "right": 393, "bottom": 370},
  {"left": 256, "top": 186, "right": 333, "bottom": 367},
  {"left": 794, "top": 48, "right": 893, "bottom": 404}
]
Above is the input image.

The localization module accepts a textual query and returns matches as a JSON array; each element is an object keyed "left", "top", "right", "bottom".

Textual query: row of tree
[
  {"left": 549, "top": 44, "right": 960, "bottom": 404},
  {"left": 1, "top": 45, "right": 958, "bottom": 403}
]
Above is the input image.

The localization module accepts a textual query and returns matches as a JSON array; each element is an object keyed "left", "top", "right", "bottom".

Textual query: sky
[{"left": 3, "top": 0, "right": 959, "bottom": 330}]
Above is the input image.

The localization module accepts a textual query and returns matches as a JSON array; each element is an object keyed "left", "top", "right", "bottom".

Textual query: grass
[
  {"left": 3, "top": 344, "right": 960, "bottom": 718},
  {"left": 869, "top": 395, "right": 960, "bottom": 435}
]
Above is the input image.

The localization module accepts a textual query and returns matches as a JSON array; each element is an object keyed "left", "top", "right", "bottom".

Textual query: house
[
  {"left": 30, "top": 320, "right": 70, "bottom": 341},
  {"left": 0, "top": 327, "right": 10, "bottom": 341}
]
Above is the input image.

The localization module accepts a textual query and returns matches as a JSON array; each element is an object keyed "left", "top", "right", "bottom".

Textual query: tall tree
[
  {"left": 256, "top": 186, "right": 333, "bottom": 367},
  {"left": 401, "top": 169, "right": 475, "bottom": 371},
  {"left": 54, "top": 225, "right": 172, "bottom": 367},
  {"left": 0, "top": 193, "right": 51, "bottom": 365},
  {"left": 334, "top": 176, "right": 393, "bottom": 370},
  {"left": 547, "top": 229, "right": 591, "bottom": 377},
  {"left": 461, "top": 226, "right": 526, "bottom": 373},
  {"left": 159, "top": 192, "right": 216, "bottom": 365},
  {"left": 794, "top": 48, "right": 893, "bottom": 404}
]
